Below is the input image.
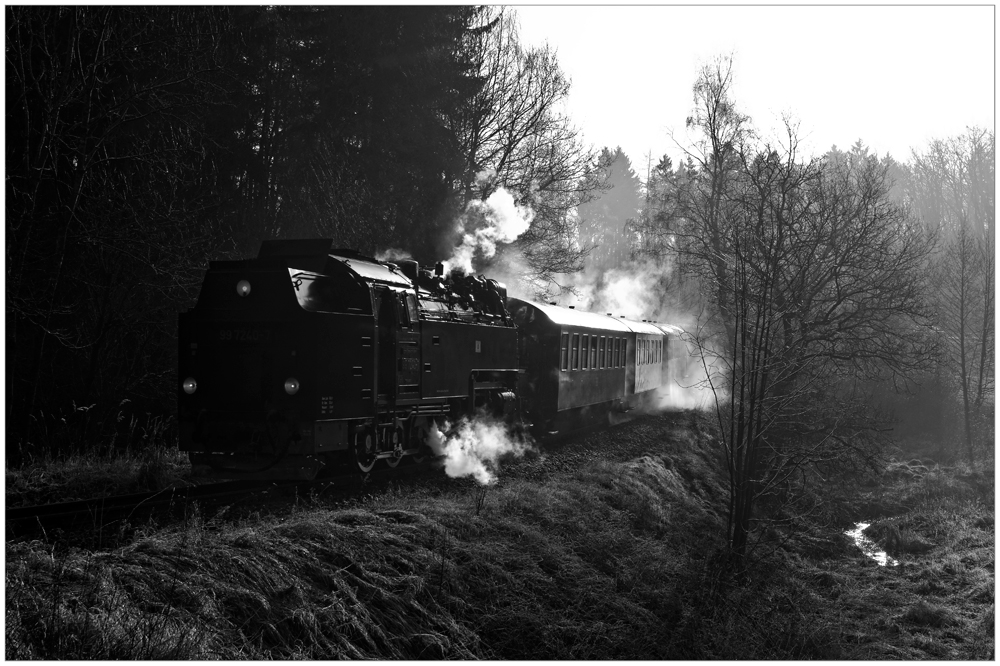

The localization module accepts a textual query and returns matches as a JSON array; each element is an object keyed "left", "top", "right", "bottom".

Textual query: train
[{"left": 178, "top": 239, "right": 686, "bottom": 479}]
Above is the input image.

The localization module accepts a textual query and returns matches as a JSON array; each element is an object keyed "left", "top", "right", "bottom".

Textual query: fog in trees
[{"left": 628, "top": 56, "right": 991, "bottom": 570}]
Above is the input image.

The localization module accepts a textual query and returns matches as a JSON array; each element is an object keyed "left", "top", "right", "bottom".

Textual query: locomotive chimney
[
  {"left": 435, "top": 261, "right": 444, "bottom": 276},
  {"left": 398, "top": 260, "right": 419, "bottom": 285}
]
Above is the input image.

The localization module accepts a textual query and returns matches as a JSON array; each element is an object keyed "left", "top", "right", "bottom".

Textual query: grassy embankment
[{"left": 5, "top": 413, "right": 994, "bottom": 659}]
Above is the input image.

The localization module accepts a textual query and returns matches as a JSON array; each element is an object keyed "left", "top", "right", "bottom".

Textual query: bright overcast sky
[{"left": 516, "top": 5, "right": 994, "bottom": 177}]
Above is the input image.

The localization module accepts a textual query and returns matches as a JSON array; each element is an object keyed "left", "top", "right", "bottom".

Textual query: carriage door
[{"left": 395, "top": 291, "right": 421, "bottom": 399}]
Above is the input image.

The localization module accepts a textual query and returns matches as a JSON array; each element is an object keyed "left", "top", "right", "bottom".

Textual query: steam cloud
[
  {"left": 426, "top": 416, "right": 532, "bottom": 485},
  {"left": 567, "top": 257, "right": 672, "bottom": 321},
  {"left": 549, "top": 255, "right": 716, "bottom": 412},
  {"left": 375, "top": 247, "right": 413, "bottom": 263},
  {"left": 445, "top": 184, "right": 534, "bottom": 276}
]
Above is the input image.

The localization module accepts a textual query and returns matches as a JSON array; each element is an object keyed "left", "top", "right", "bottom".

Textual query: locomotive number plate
[{"left": 218, "top": 327, "right": 272, "bottom": 343}]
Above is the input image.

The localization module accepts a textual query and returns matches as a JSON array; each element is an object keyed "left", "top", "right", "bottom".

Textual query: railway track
[{"left": 6, "top": 460, "right": 430, "bottom": 542}]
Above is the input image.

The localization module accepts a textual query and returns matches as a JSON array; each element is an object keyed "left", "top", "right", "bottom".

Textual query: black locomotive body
[
  {"left": 178, "top": 240, "right": 518, "bottom": 479},
  {"left": 509, "top": 298, "right": 685, "bottom": 435}
]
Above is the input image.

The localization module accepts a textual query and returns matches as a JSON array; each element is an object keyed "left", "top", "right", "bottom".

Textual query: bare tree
[
  {"left": 446, "top": 7, "right": 604, "bottom": 285},
  {"left": 936, "top": 222, "right": 994, "bottom": 462},
  {"left": 6, "top": 7, "right": 229, "bottom": 451},
  {"left": 675, "top": 60, "right": 936, "bottom": 569},
  {"left": 906, "top": 129, "right": 995, "bottom": 460}
]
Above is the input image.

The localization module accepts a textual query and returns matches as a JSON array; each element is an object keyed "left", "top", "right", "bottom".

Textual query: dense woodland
[
  {"left": 6, "top": 6, "right": 601, "bottom": 459},
  {"left": 5, "top": 7, "right": 994, "bottom": 565}
]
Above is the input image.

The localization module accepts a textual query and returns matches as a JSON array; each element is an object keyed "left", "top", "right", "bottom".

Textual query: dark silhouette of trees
[
  {"left": 208, "top": 6, "right": 480, "bottom": 258},
  {"left": 6, "top": 6, "right": 235, "bottom": 452},
  {"left": 4, "top": 6, "right": 513, "bottom": 457}
]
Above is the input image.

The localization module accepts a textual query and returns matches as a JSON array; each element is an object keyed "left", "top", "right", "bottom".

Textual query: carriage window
[
  {"left": 598, "top": 336, "right": 605, "bottom": 368},
  {"left": 581, "top": 334, "right": 589, "bottom": 369},
  {"left": 572, "top": 333, "right": 580, "bottom": 370},
  {"left": 589, "top": 336, "right": 596, "bottom": 369},
  {"left": 560, "top": 332, "right": 569, "bottom": 371},
  {"left": 613, "top": 338, "right": 619, "bottom": 367}
]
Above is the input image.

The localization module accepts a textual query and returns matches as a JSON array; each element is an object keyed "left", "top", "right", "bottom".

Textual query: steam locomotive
[{"left": 178, "top": 240, "right": 685, "bottom": 479}]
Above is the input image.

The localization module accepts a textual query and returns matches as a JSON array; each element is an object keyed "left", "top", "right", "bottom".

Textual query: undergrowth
[
  {"left": 6, "top": 411, "right": 190, "bottom": 507},
  {"left": 5, "top": 413, "right": 994, "bottom": 660},
  {"left": 7, "top": 414, "right": 727, "bottom": 659}
]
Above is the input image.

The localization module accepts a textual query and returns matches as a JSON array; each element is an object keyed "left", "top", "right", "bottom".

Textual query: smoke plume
[
  {"left": 426, "top": 416, "right": 532, "bottom": 485},
  {"left": 445, "top": 185, "right": 534, "bottom": 276}
]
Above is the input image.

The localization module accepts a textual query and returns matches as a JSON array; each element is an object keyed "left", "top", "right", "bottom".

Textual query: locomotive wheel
[
  {"left": 384, "top": 427, "right": 404, "bottom": 468},
  {"left": 353, "top": 430, "right": 376, "bottom": 473}
]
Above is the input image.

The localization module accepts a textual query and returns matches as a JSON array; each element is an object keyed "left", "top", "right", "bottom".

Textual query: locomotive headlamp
[
  {"left": 182, "top": 377, "right": 198, "bottom": 395},
  {"left": 284, "top": 377, "right": 300, "bottom": 395},
  {"left": 236, "top": 279, "right": 251, "bottom": 297}
]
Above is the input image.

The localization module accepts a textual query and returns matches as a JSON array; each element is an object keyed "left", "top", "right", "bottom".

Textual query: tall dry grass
[
  {"left": 7, "top": 416, "right": 730, "bottom": 659},
  {"left": 6, "top": 409, "right": 189, "bottom": 507},
  {"left": 6, "top": 414, "right": 993, "bottom": 660}
]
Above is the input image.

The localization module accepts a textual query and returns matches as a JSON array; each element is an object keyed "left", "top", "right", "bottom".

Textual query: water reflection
[{"left": 845, "top": 522, "right": 899, "bottom": 567}]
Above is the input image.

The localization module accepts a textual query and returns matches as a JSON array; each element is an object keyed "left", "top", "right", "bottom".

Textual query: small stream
[{"left": 845, "top": 522, "right": 899, "bottom": 567}]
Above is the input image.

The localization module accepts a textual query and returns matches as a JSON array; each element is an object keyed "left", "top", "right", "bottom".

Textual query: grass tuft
[{"left": 901, "top": 600, "right": 956, "bottom": 628}]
